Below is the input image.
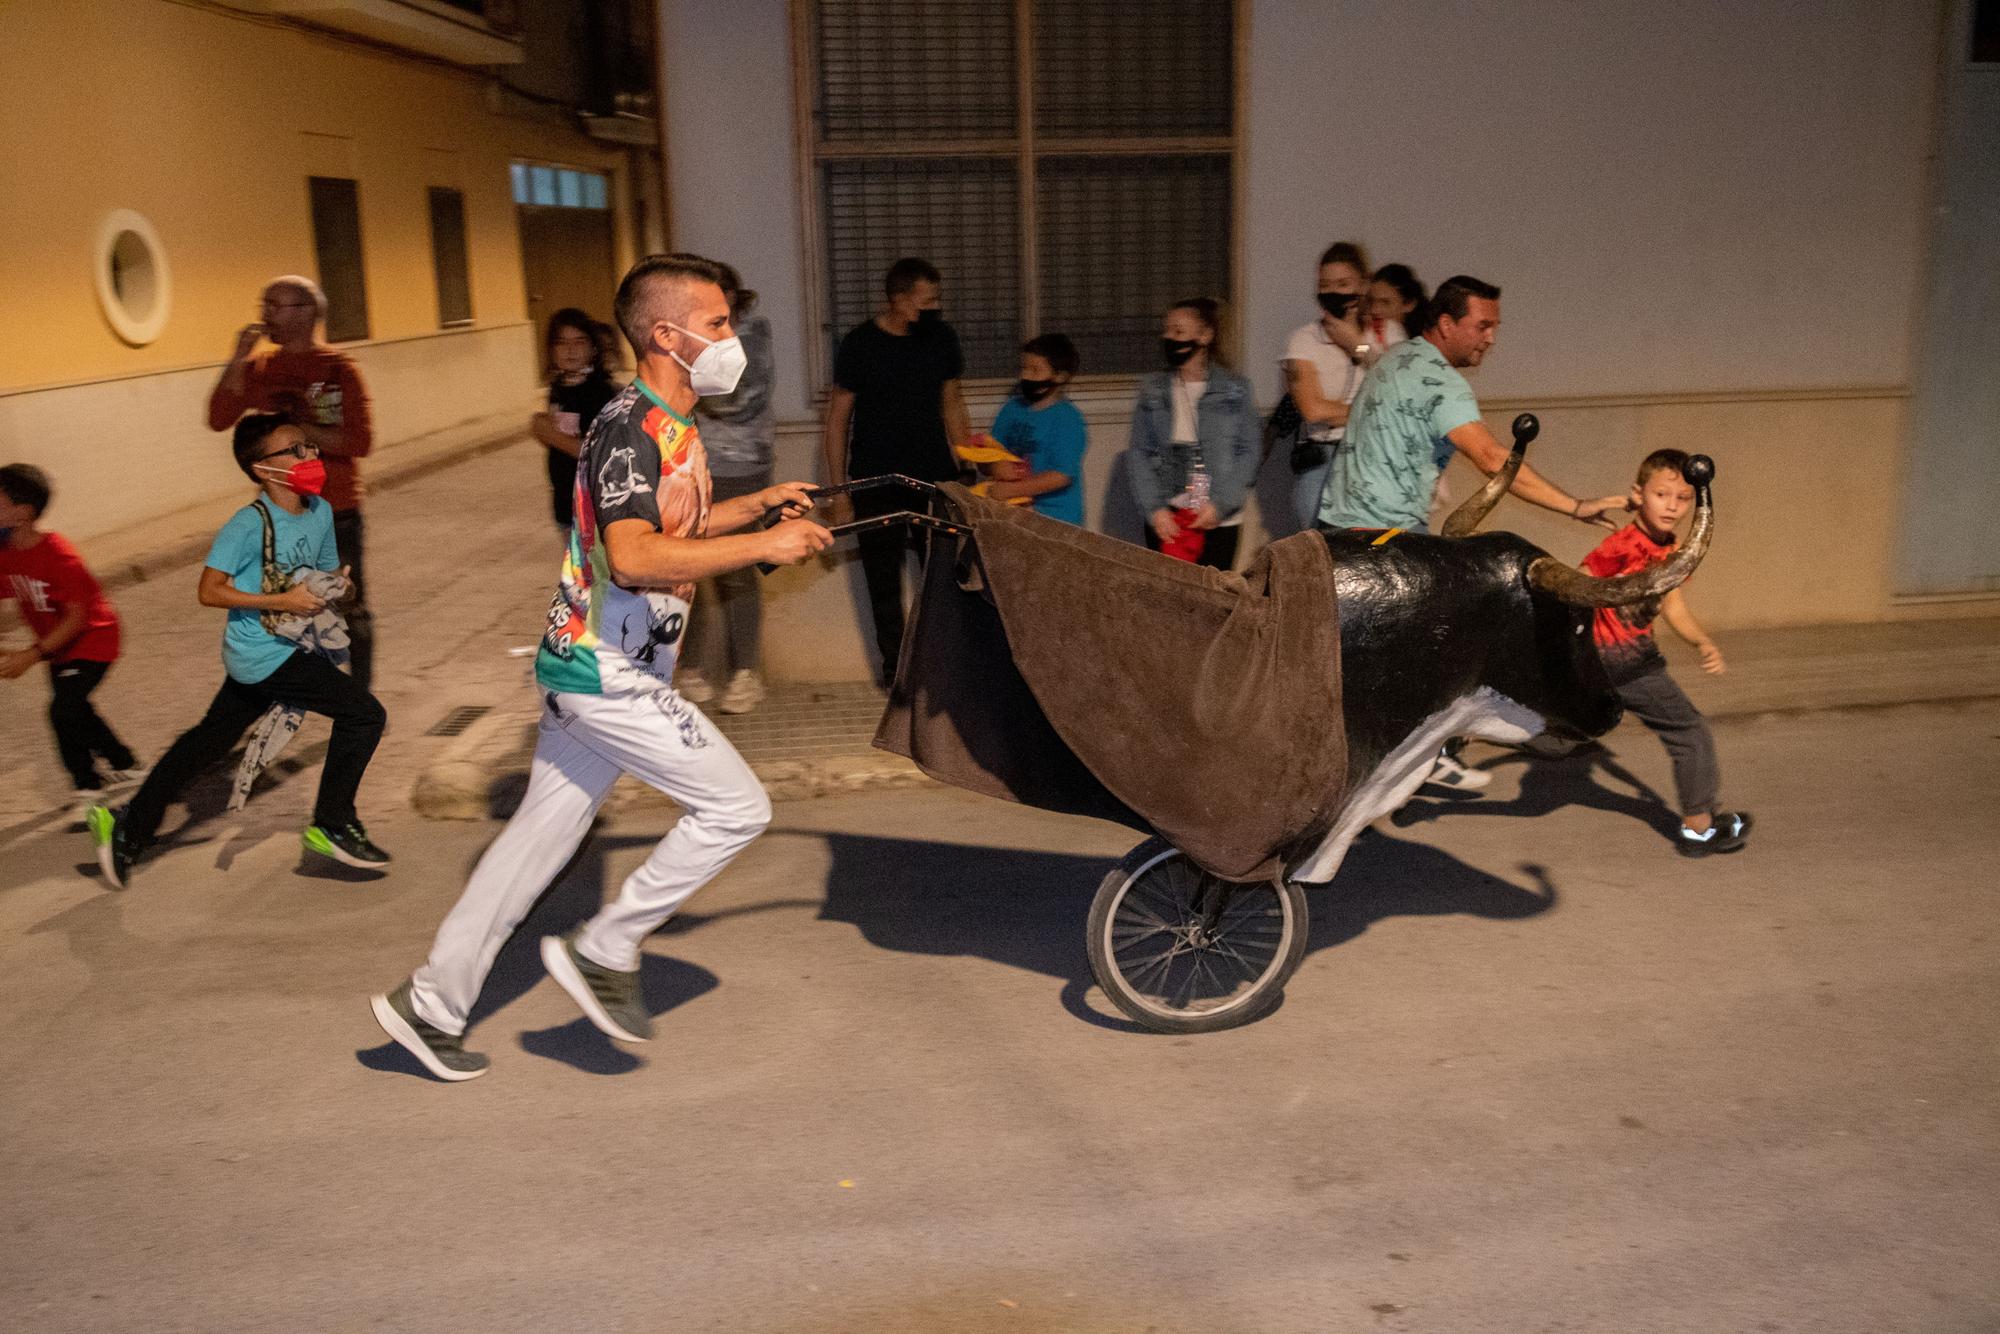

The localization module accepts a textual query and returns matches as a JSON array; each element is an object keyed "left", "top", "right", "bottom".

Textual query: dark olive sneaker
[
  {"left": 370, "top": 980, "right": 489, "bottom": 1082},
  {"left": 87, "top": 803, "right": 138, "bottom": 889},
  {"left": 541, "top": 931, "right": 651, "bottom": 1042},
  {"left": 304, "top": 820, "right": 391, "bottom": 868}
]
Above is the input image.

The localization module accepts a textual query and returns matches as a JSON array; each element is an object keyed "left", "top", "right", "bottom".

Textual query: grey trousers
[
  {"left": 1616, "top": 665, "right": 1720, "bottom": 816},
  {"left": 684, "top": 469, "right": 769, "bottom": 677}
]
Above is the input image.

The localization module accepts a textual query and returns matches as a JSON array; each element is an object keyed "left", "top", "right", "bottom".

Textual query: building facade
[{"left": 0, "top": 0, "right": 654, "bottom": 543}]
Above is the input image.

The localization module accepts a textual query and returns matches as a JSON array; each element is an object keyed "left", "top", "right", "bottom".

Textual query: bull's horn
[
  {"left": 1527, "top": 455, "right": 1716, "bottom": 607},
  {"left": 1442, "top": 413, "right": 1538, "bottom": 537}
]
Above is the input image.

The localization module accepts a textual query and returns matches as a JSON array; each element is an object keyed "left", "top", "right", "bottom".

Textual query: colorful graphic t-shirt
[
  {"left": 206, "top": 496, "right": 338, "bottom": 684},
  {"left": 536, "top": 379, "right": 712, "bottom": 695},
  {"left": 0, "top": 532, "right": 121, "bottom": 663},
  {"left": 1584, "top": 521, "right": 1677, "bottom": 680},
  {"left": 1316, "top": 337, "right": 1481, "bottom": 531}
]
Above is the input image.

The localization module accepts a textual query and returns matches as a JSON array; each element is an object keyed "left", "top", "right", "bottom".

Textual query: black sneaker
[
  {"left": 304, "top": 820, "right": 391, "bottom": 868},
  {"left": 541, "top": 931, "right": 651, "bottom": 1042},
  {"left": 87, "top": 803, "right": 138, "bottom": 889},
  {"left": 1676, "top": 820, "right": 1747, "bottom": 858},
  {"left": 1714, "top": 810, "right": 1755, "bottom": 842},
  {"left": 370, "top": 980, "right": 489, "bottom": 1082}
]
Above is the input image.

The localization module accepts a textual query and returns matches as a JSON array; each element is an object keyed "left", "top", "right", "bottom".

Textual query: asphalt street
[{"left": 1, "top": 699, "right": 1995, "bottom": 1332}]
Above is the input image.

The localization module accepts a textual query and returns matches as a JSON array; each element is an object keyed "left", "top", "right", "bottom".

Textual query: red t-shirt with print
[
  {"left": 0, "top": 532, "right": 121, "bottom": 662},
  {"left": 1583, "top": 521, "right": 1676, "bottom": 655}
]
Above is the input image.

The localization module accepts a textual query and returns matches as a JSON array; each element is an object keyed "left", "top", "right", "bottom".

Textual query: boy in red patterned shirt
[
  {"left": 1584, "top": 449, "right": 1752, "bottom": 857},
  {"left": 0, "top": 464, "right": 140, "bottom": 808}
]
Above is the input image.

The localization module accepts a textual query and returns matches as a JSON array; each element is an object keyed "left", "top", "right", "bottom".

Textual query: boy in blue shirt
[
  {"left": 89, "top": 413, "right": 389, "bottom": 887},
  {"left": 987, "top": 333, "right": 1088, "bottom": 525}
]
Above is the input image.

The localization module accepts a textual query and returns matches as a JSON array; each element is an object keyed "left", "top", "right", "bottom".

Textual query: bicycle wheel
[{"left": 1086, "top": 838, "right": 1309, "bottom": 1034}]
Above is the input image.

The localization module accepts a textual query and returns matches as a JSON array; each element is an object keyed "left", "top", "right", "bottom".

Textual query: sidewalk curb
[{"left": 91, "top": 425, "right": 530, "bottom": 594}]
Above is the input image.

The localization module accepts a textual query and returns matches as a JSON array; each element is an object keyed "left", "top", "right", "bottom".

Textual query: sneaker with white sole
[
  {"left": 87, "top": 803, "right": 138, "bottom": 889},
  {"left": 303, "top": 820, "right": 391, "bottom": 868},
  {"left": 1424, "top": 750, "right": 1492, "bottom": 792},
  {"left": 677, "top": 669, "right": 715, "bottom": 704},
  {"left": 717, "top": 668, "right": 765, "bottom": 715},
  {"left": 371, "top": 980, "right": 489, "bottom": 1081},
  {"left": 1678, "top": 810, "right": 1754, "bottom": 858},
  {"left": 541, "top": 930, "right": 651, "bottom": 1042}
]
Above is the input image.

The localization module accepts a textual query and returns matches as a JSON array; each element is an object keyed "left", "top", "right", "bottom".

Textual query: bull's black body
[{"left": 1322, "top": 529, "right": 1622, "bottom": 792}]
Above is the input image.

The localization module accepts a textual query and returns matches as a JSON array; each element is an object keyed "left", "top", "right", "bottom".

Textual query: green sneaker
[
  {"left": 370, "top": 981, "right": 489, "bottom": 1082},
  {"left": 540, "top": 931, "right": 651, "bottom": 1042},
  {"left": 88, "top": 803, "right": 137, "bottom": 889},
  {"left": 304, "top": 820, "right": 390, "bottom": 868}
]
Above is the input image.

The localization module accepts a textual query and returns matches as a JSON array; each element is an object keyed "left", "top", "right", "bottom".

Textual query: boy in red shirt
[
  {"left": 0, "top": 464, "right": 140, "bottom": 806},
  {"left": 1584, "top": 448, "right": 1752, "bottom": 857}
]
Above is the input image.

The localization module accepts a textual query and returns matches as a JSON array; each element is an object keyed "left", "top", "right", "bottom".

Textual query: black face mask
[
  {"left": 915, "top": 307, "right": 943, "bottom": 327},
  {"left": 1317, "top": 291, "right": 1357, "bottom": 319},
  {"left": 1017, "top": 378, "right": 1057, "bottom": 403},
  {"left": 1161, "top": 338, "right": 1200, "bottom": 366}
]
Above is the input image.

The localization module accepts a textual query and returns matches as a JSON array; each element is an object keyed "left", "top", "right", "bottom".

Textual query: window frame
[{"left": 789, "top": 0, "right": 1247, "bottom": 394}]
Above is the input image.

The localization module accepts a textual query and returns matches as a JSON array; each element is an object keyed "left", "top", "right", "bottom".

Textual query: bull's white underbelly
[{"left": 1286, "top": 687, "right": 1545, "bottom": 884}]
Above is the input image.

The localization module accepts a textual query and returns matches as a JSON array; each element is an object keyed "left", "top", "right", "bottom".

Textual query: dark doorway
[{"left": 517, "top": 204, "right": 617, "bottom": 353}]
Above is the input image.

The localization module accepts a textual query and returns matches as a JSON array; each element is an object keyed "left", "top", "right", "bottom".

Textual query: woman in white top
[{"left": 1280, "top": 243, "right": 1389, "bottom": 531}]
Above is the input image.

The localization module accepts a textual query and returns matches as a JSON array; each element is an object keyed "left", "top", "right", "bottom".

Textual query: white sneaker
[
  {"left": 1424, "top": 751, "right": 1492, "bottom": 791},
  {"left": 677, "top": 669, "right": 715, "bottom": 704},
  {"left": 717, "top": 669, "right": 765, "bottom": 715},
  {"left": 103, "top": 765, "right": 149, "bottom": 787}
]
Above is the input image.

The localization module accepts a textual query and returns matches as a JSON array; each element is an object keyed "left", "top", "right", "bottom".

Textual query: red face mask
[{"left": 259, "top": 457, "right": 327, "bottom": 497}]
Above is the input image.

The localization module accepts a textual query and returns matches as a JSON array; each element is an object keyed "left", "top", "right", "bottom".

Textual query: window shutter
[
  {"left": 822, "top": 157, "right": 1021, "bottom": 378},
  {"left": 815, "top": 0, "right": 1017, "bottom": 144},
  {"left": 1034, "top": 0, "right": 1234, "bottom": 139}
]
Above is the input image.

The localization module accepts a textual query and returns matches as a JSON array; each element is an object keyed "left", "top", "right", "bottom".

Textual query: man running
[{"left": 371, "top": 254, "right": 832, "bottom": 1081}]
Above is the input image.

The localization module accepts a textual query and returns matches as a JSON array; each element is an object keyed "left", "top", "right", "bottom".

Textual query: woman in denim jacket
[{"left": 1126, "top": 298, "right": 1258, "bottom": 570}]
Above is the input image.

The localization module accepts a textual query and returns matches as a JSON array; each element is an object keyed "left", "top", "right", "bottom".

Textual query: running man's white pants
[{"left": 409, "top": 688, "right": 771, "bottom": 1035}]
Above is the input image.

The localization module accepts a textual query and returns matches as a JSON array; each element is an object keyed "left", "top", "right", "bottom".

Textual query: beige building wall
[{"left": 0, "top": 0, "right": 635, "bottom": 540}]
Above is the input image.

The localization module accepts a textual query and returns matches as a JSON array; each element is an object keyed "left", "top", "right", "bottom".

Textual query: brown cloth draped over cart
[{"left": 875, "top": 485, "right": 1348, "bottom": 883}]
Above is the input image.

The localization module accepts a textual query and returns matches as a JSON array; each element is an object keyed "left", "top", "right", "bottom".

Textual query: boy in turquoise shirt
[
  {"left": 987, "top": 333, "right": 1088, "bottom": 525},
  {"left": 90, "top": 413, "right": 389, "bottom": 887}
]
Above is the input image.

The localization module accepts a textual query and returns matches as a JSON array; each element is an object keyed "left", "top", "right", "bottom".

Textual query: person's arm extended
[
  {"left": 1659, "top": 586, "right": 1725, "bottom": 673},
  {"left": 197, "top": 565, "right": 325, "bottom": 616},
  {"left": 988, "top": 470, "right": 1071, "bottom": 501},
  {"left": 1445, "top": 421, "right": 1625, "bottom": 527},
  {"left": 601, "top": 515, "right": 830, "bottom": 588},
  {"left": 1285, "top": 359, "right": 1349, "bottom": 429},
  {"left": 941, "top": 378, "right": 972, "bottom": 448},
  {"left": 707, "top": 482, "right": 816, "bottom": 535},
  {"left": 0, "top": 603, "right": 90, "bottom": 679}
]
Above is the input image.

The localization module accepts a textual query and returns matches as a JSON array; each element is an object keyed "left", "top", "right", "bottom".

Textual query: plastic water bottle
[{"left": 1187, "top": 458, "right": 1211, "bottom": 510}]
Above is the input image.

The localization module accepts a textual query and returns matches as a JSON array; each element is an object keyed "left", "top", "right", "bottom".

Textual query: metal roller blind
[
  {"left": 1037, "top": 154, "right": 1231, "bottom": 374},
  {"left": 815, "top": 0, "right": 1016, "bottom": 143},
  {"left": 822, "top": 157, "right": 1021, "bottom": 377},
  {"left": 1034, "top": 0, "right": 1234, "bottom": 138}
]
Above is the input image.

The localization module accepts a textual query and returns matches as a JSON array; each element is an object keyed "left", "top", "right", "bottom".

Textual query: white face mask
[{"left": 666, "top": 322, "right": 747, "bottom": 396}]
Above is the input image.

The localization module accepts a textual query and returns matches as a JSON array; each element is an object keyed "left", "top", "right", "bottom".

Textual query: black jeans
[
  {"left": 1143, "top": 522, "right": 1242, "bottom": 571},
  {"left": 124, "top": 651, "right": 386, "bottom": 845},
  {"left": 48, "top": 659, "right": 136, "bottom": 790},
  {"left": 332, "top": 507, "right": 374, "bottom": 691},
  {"left": 854, "top": 485, "right": 937, "bottom": 682}
]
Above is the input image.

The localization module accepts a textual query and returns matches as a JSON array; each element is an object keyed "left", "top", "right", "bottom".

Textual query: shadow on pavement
[
  {"left": 1393, "top": 741, "right": 1682, "bottom": 844},
  {"left": 811, "top": 828, "right": 1560, "bottom": 1029}
]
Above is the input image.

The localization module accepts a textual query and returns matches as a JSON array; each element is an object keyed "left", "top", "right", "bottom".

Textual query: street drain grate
[{"left": 426, "top": 705, "right": 492, "bottom": 738}]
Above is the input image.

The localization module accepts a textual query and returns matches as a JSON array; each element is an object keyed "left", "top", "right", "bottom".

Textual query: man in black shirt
[{"left": 821, "top": 257, "right": 972, "bottom": 685}]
